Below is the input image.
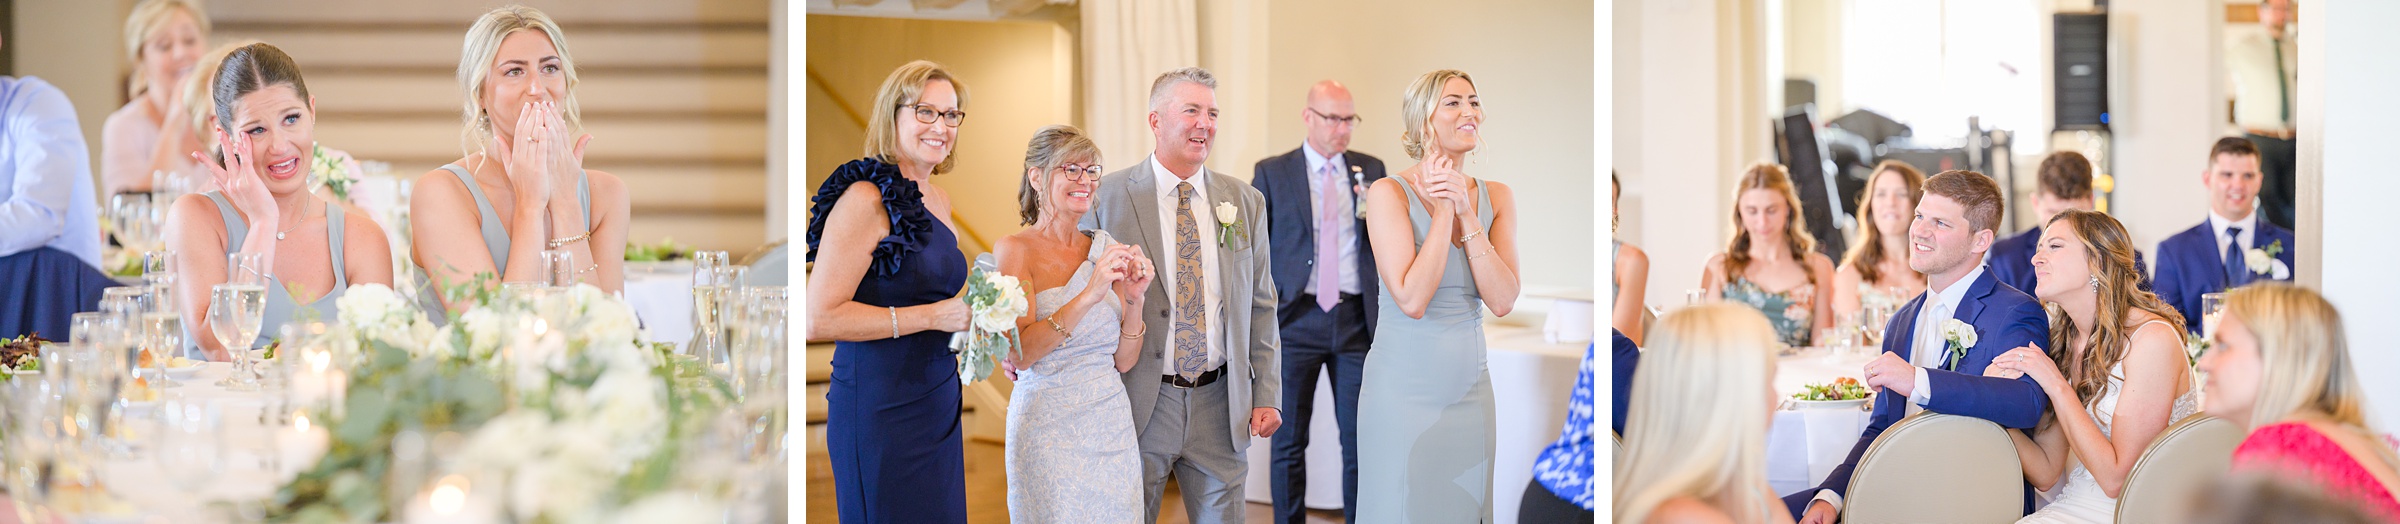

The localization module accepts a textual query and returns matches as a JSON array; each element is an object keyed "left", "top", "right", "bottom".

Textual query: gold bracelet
[
  {"left": 1469, "top": 248, "right": 1493, "bottom": 260},
  {"left": 1120, "top": 323, "right": 1146, "bottom": 339},
  {"left": 547, "top": 231, "right": 591, "bottom": 249},
  {"left": 1043, "top": 317, "right": 1068, "bottom": 335},
  {"left": 571, "top": 262, "right": 601, "bottom": 279},
  {"left": 1458, "top": 228, "right": 1484, "bottom": 244}
]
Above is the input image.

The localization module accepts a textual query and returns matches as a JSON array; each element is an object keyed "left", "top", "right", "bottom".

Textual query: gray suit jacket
[{"left": 1080, "top": 158, "right": 1281, "bottom": 449}]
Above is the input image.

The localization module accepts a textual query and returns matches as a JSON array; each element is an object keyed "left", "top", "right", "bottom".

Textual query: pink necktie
[{"left": 1315, "top": 163, "right": 1341, "bottom": 311}]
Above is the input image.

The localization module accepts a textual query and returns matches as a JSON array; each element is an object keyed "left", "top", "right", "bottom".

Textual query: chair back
[
  {"left": 1843, "top": 412, "right": 2024, "bottom": 524},
  {"left": 2115, "top": 413, "right": 2244, "bottom": 523}
]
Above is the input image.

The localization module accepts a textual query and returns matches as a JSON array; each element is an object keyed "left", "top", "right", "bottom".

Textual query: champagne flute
[
  {"left": 2200, "top": 292, "right": 2228, "bottom": 342},
  {"left": 154, "top": 396, "right": 223, "bottom": 494},
  {"left": 145, "top": 251, "right": 186, "bottom": 387},
  {"left": 688, "top": 251, "right": 730, "bottom": 360},
  {"left": 213, "top": 253, "right": 269, "bottom": 391}
]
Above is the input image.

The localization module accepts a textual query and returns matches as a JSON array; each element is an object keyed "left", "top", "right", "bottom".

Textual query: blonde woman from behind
[{"left": 1614, "top": 303, "right": 1795, "bottom": 524}]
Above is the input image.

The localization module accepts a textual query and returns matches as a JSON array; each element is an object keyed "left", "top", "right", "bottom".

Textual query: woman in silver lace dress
[{"left": 993, "top": 125, "right": 1150, "bottom": 521}]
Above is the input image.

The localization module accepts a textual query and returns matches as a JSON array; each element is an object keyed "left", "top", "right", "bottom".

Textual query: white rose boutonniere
[
  {"left": 1215, "top": 200, "right": 1248, "bottom": 248},
  {"left": 1940, "top": 318, "right": 1979, "bottom": 371},
  {"left": 2245, "top": 239, "right": 2290, "bottom": 280}
]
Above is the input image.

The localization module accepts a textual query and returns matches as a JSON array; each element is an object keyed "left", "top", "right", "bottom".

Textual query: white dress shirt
[
  {"left": 1300, "top": 142, "right": 1361, "bottom": 296},
  {"left": 1814, "top": 263, "right": 1986, "bottom": 512},
  {"left": 0, "top": 76, "right": 103, "bottom": 269},
  {"left": 1151, "top": 154, "right": 1224, "bottom": 374},
  {"left": 2225, "top": 26, "right": 2298, "bottom": 134},
  {"left": 2209, "top": 208, "right": 2261, "bottom": 259}
]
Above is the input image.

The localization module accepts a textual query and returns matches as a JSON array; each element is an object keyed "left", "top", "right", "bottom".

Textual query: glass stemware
[{"left": 212, "top": 253, "right": 269, "bottom": 392}]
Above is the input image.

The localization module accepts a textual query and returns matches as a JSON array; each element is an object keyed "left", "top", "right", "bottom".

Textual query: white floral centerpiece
[
  {"left": 268, "top": 280, "right": 742, "bottom": 524},
  {"left": 951, "top": 254, "right": 1026, "bottom": 385}
]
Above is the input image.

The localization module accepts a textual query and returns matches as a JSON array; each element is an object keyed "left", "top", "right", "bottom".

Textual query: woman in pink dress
[{"left": 2196, "top": 283, "right": 2400, "bottom": 520}]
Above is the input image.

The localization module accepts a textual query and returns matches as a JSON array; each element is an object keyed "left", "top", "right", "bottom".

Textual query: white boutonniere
[
  {"left": 1940, "top": 318, "right": 1978, "bottom": 371},
  {"left": 2245, "top": 239, "right": 2290, "bottom": 280},
  {"left": 1215, "top": 201, "right": 1248, "bottom": 248},
  {"left": 1350, "top": 165, "right": 1369, "bottom": 219}
]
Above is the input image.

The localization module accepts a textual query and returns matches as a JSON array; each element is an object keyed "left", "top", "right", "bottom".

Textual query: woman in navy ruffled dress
[{"left": 803, "top": 60, "right": 973, "bottom": 523}]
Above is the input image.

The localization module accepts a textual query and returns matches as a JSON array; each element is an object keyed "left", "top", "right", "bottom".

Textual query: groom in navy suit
[
  {"left": 1787, "top": 171, "right": 2052, "bottom": 523},
  {"left": 1252, "top": 80, "right": 1385, "bottom": 524},
  {"left": 2154, "top": 137, "right": 2295, "bottom": 334}
]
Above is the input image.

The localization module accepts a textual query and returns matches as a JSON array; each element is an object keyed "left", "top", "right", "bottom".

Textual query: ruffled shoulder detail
[{"left": 806, "top": 158, "right": 934, "bottom": 276}]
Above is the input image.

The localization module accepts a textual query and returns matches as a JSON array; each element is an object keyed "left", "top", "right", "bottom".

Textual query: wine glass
[
  {"left": 212, "top": 253, "right": 269, "bottom": 391},
  {"left": 144, "top": 251, "right": 185, "bottom": 387},
  {"left": 2200, "top": 292, "right": 2228, "bottom": 341},
  {"left": 541, "top": 249, "right": 576, "bottom": 288},
  {"left": 153, "top": 396, "right": 224, "bottom": 494},
  {"left": 110, "top": 193, "right": 157, "bottom": 254},
  {"left": 687, "top": 252, "right": 731, "bottom": 361}
]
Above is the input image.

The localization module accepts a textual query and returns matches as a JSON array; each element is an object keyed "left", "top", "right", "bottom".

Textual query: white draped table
[
  {"left": 2, "top": 363, "right": 329, "bottom": 524},
  {"left": 1769, "top": 347, "right": 1879, "bottom": 498}
]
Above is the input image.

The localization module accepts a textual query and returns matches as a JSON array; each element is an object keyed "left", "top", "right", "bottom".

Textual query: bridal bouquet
[
  {"left": 950, "top": 255, "right": 1026, "bottom": 385},
  {"left": 268, "top": 282, "right": 739, "bottom": 524}
]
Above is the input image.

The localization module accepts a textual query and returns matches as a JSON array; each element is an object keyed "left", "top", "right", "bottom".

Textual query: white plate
[{"left": 1791, "top": 398, "right": 1871, "bottom": 410}]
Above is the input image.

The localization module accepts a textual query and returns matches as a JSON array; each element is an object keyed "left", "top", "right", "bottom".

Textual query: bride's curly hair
[{"left": 2041, "top": 209, "right": 2185, "bottom": 425}]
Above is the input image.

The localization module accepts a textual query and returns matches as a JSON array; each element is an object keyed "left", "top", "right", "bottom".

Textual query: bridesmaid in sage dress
[
  {"left": 803, "top": 60, "right": 974, "bottom": 523},
  {"left": 1356, "top": 69, "right": 1522, "bottom": 523}
]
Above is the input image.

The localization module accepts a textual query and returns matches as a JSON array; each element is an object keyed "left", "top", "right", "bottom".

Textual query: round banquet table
[{"left": 1769, "top": 347, "right": 1880, "bottom": 498}]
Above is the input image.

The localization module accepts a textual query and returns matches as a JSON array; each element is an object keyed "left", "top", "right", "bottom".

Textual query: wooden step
[
  {"left": 806, "top": 342, "right": 834, "bottom": 384},
  {"left": 307, "top": 71, "right": 771, "bottom": 117},
  {"left": 312, "top": 116, "right": 767, "bottom": 164},
  {"left": 209, "top": 27, "right": 770, "bottom": 73},
  {"left": 207, "top": 0, "right": 772, "bottom": 26}
]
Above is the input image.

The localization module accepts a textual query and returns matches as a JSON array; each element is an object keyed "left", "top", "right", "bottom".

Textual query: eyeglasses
[
  {"left": 1054, "top": 164, "right": 1105, "bottom": 182},
  {"left": 1308, "top": 108, "right": 1362, "bottom": 126},
  {"left": 902, "top": 103, "right": 967, "bottom": 127}
]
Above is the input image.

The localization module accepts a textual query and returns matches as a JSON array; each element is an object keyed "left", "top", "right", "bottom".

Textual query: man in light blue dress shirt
[{"left": 0, "top": 70, "right": 103, "bottom": 269}]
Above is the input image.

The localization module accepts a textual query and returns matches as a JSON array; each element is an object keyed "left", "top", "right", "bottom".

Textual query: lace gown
[
  {"left": 1003, "top": 231, "right": 1143, "bottom": 521},
  {"left": 2020, "top": 322, "right": 2203, "bottom": 524}
]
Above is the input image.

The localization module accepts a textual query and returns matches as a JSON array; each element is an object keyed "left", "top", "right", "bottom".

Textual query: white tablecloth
[
  {"left": 623, "top": 264, "right": 696, "bottom": 346},
  {"left": 1769, "top": 348, "right": 1879, "bottom": 497},
  {"left": 3, "top": 363, "right": 330, "bottom": 524},
  {"left": 1240, "top": 321, "right": 1585, "bottom": 522}
]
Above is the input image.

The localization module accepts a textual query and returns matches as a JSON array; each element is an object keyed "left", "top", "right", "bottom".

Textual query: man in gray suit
[{"left": 1081, "top": 67, "right": 1283, "bottom": 524}]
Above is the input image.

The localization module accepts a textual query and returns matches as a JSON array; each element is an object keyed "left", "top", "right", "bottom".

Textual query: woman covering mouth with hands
[{"left": 411, "top": 5, "right": 631, "bottom": 316}]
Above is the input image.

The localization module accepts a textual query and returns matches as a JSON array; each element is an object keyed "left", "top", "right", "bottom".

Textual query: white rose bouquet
[{"left": 950, "top": 255, "right": 1027, "bottom": 385}]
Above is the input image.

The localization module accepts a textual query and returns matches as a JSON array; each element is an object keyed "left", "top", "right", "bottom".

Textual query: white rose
[
  {"left": 972, "top": 273, "right": 1026, "bottom": 334},
  {"left": 1216, "top": 201, "right": 1239, "bottom": 224},
  {"left": 2245, "top": 248, "right": 2272, "bottom": 274},
  {"left": 1941, "top": 318, "right": 1977, "bottom": 348}
]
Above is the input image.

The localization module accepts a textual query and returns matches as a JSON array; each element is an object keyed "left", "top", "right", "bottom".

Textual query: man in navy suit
[
  {"left": 1252, "top": 80, "right": 1385, "bottom": 524},
  {"left": 2155, "top": 137, "right": 2295, "bottom": 334},
  {"left": 1787, "top": 171, "right": 2052, "bottom": 523},
  {"left": 1988, "top": 151, "right": 2150, "bottom": 293}
]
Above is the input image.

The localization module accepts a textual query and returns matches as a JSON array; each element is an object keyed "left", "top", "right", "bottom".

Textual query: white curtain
[{"left": 1080, "top": 0, "right": 1199, "bottom": 171}]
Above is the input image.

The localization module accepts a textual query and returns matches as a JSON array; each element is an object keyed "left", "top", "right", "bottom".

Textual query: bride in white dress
[{"left": 1987, "top": 210, "right": 2200, "bottom": 524}]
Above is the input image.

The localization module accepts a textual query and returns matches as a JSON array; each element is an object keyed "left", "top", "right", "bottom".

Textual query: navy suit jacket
[
  {"left": 2153, "top": 219, "right": 2295, "bottom": 333},
  {"left": 1782, "top": 267, "right": 2052, "bottom": 516},
  {"left": 1987, "top": 226, "right": 2153, "bottom": 296},
  {"left": 1611, "top": 329, "right": 1638, "bottom": 436},
  {"left": 1253, "top": 146, "right": 1385, "bottom": 332}
]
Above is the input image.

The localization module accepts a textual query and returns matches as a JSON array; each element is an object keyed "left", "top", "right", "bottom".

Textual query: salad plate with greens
[{"left": 1790, "top": 377, "right": 1873, "bottom": 410}]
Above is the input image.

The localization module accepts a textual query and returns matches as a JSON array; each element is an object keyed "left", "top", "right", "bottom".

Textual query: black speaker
[{"left": 2055, "top": 13, "right": 2109, "bottom": 130}]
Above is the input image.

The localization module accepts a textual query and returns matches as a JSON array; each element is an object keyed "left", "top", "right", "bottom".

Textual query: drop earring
[{"left": 2089, "top": 276, "right": 2100, "bottom": 293}]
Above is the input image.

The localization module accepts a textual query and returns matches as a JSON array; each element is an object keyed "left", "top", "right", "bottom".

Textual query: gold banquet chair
[
  {"left": 2113, "top": 414, "right": 2244, "bottom": 523},
  {"left": 1842, "top": 412, "right": 2024, "bottom": 524}
]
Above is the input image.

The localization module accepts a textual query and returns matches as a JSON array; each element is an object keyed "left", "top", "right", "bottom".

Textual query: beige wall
[
  {"left": 1265, "top": 0, "right": 1596, "bottom": 292},
  {"left": 1616, "top": 0, "right": 1778, "bottom": 309},
  {"left": 12, "top": 0, "right": 129, "bottom": 198},
  {"left": 803, "top": 14, "right": 1076, "bottom": 253}
]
